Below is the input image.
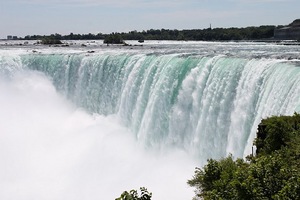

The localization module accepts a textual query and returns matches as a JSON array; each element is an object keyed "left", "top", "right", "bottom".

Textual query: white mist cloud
[{"left": 0, "top": 69, "right": 196, "bottom": 200}]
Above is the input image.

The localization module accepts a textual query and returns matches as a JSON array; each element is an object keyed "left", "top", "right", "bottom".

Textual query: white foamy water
[
  {"left": 0, "top": 70, "right": 195, "bottom": 200},
  {"left": 0, "top": 41, "right": 300, "bottom": 199}
]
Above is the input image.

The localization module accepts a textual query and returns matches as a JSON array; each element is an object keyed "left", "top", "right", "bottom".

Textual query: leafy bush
[
  {"left": 188, "top": 113, "right": 300, "bottom": 200},
  {"left": 115, "top": 187, "right": 152, "bottom": 200},
  {"left": 40, "top": 37, "right": 62, "bottom": 45},
  {"left": 104, "top": 33, "right": 124, "bottom": 44}
]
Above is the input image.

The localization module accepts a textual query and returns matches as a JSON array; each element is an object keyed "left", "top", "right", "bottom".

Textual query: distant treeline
[{"left": 23, "top": 26, "right": 276, "bottom": 41}]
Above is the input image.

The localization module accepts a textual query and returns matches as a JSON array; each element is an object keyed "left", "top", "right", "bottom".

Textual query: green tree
[
  {"left": 188, "top": 113, "right": 300, "bottom": 200},
  {"left": 115, "top": 187, "right": 152, "bottom": 200},
  {"left": 104, "top": 33, "right": 124, "bottom": 44},
  {"left": 40, "top": 36, "right": 62, "bottom": 45}
]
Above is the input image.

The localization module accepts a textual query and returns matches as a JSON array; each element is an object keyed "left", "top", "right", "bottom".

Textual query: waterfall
[
  {"left": 20, "top": 52, "right": 300, "bottom": 159},
  {"left": 1, "top": 44, "right": 300, "bottom": 199}
]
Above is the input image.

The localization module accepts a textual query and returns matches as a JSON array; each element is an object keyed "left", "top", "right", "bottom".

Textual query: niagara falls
[{"left": 0, "top": 40, "right": 300, "bottom": 199}]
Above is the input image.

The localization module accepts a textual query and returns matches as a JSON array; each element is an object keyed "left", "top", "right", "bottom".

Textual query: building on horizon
[
  {"left": 274, "top": 19, "right": 300, "bottom": 40},
  {"left": 7, "top": 35, "right": 18, "bottom": 40}
]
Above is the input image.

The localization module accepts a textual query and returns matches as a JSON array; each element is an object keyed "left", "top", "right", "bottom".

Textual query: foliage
[
  {"left": 105, "top": 26, "right": 275, "bottom": 41},
  {"left": 103, "top": 33, "right": 125, "bottom": 44},
  {"left": 115, "top": 187, "right": 152, "bottom": 200},
  {"left": 188, "top": 113, "right": 300, "bottom": 200},
  {"left": 255, "top": 114, "right": 300, "bottom": 155},
  {"left": 23, "top": 26, "right": 276, "bottom": 41},
  {"left": 40, "top": 36, "right": 62, "bottom": 45},
  {"left": 25, "top": 33, "right": 105, "bottom": 40}
]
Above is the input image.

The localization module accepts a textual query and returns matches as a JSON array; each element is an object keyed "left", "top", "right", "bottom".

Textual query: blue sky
[{"left": 0, "top": 0, "right": 299, "bottom": 39}]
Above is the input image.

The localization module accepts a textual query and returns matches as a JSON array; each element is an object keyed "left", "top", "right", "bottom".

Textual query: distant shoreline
[
  {"left": 1, "top": 39, "right": 299, "bottom": 47},
  {"left": 3, "top": 19, "right": 300, "bottom": 42},
  {"left": 4, "top": 26, "right": 277, "bottom": 41}
]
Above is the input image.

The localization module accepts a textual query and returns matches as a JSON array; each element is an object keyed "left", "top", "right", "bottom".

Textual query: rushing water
[{"left": 1, "top": 40, "right": 300, "bottom": 199}]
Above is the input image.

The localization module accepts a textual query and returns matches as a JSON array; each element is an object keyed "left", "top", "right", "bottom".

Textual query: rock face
[{"left": 274, "top": 19, "right": 300, "bottom": 40}]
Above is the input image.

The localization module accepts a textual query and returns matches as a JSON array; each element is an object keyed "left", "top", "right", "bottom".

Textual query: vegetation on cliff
[{"left": 188, "top": 113, "right": 300, "bottom": 200}]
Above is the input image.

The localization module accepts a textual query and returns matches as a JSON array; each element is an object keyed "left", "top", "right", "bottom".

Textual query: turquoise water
[{"left": 20, "top": 49, "right": 300, "bottom": 159}]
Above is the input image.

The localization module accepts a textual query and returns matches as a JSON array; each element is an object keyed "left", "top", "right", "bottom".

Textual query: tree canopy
[{"left": 22, "top": 26, "right": 276, "bottom": 42}]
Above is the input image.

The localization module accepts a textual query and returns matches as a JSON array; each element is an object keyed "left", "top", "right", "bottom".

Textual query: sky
[{"left": 0, "top": 0, "right": 299, "bottom": 39}]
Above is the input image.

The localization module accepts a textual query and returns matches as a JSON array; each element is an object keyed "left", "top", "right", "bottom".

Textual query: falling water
[{"left": 1, "top": 41, "right": 300, "bottom": 199}]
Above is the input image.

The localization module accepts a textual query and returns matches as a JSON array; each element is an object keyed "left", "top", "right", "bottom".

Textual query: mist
[{"left": 0, "top": 70, "right": 196, "bottom": 200}]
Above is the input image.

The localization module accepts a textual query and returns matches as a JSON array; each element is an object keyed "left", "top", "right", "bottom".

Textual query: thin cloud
[
  {"left": 15, "top": 0, "right": 135, "bottom": 6},
  {"left": 230, "top": 0, "right": 292, "bottom": 2},
  {"left": 13, "top": 0, "right": 192, "bottom": 8}
]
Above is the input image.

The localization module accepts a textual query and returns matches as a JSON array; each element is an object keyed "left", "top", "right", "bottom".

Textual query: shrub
[
  {"left": 188, "top": 113, "right": 300, "bottom": 200},
  {"left": 115, "top": 187, "right": 152, "bottom": 200}
]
